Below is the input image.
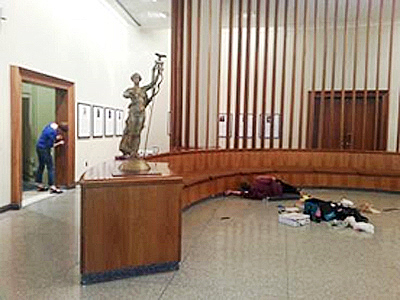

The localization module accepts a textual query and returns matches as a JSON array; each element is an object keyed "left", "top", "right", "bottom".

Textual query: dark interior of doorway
[{"left": 22, "top": 83, "right": 57, "bottom": 191}]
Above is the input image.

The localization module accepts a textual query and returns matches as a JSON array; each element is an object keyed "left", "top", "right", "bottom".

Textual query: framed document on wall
[
  {"left": 239, "top": 113, "right": 254, "bottom": 138},
  {"left": 218, "top": 113, "right": 233, "bottom": 138},
  {"left": 259, "top": 113, "right": 280, "bottom": 139},
  {"left": 115, "top": 109, "right": 124, "bottom": 136},
  {"left": 104, "top": 107, "right": 115, "bottom": 137},
  {"left": 93, "top": 105, "right": 104, "bottom": 138},
  {"left": 77, "top": 103, "right": 91, "bottom": 138}
]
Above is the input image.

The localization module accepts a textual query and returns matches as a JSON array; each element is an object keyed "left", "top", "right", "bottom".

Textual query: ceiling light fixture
[{"left": 146, "top": 11, "right": 168, "bottom": 19}]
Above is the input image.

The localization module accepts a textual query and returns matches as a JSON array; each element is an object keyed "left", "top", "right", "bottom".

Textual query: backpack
[{"left": 244, "top": 175, "right": 283, "bottom": 200}]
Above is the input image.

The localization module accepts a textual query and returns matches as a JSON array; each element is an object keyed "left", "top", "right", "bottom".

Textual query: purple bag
[{"left": 245, "top": 175, "right": 283, "bottom": 200}]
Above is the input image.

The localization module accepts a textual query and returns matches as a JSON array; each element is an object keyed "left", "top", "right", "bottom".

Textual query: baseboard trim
[
  {"left": 0, "top": 204, "right": 20, "bottom": 214},
  {"left": 81, "top": 261, "right": 179, "bottom": 285}
]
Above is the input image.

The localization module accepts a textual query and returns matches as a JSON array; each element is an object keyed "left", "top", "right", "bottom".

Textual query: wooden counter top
[{"left": 80, "top": 160, "right": 183, "bottom": 187}]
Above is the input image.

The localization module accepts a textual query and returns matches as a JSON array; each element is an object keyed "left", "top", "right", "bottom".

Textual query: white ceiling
[
  {"left": 224, "top": 0, "right": 400, "bottom": 27},
  {"left": 116, "top": 0, "right": 171, "bottom": 28},
  {"left": 109, "top": 0, "right": 399, "bottom": 29}
]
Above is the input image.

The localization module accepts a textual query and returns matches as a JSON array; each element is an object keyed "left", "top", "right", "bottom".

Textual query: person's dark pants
[{"left": 35, "top": 147, "right": 54, "bottom": 186}]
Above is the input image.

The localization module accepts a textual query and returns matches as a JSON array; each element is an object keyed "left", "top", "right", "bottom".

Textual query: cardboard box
[{"left": 279, "top": 213, "right": 310, "bottom": 227}]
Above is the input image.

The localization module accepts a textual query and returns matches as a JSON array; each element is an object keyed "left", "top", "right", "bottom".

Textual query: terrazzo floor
[{"left": 1, "top": 187, "right": 400, "bottom": 299}]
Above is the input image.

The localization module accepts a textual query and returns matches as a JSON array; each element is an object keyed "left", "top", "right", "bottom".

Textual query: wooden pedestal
[{"left": 80, "top": 160, "right": 183, "bottom": 284}]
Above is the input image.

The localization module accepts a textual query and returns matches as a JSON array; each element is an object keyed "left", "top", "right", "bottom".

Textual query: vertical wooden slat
[
  {"left": 194, "top": 0, "right": 201, "bottom": 149},
  {"left": 298, "top": 0, "right": 308, "bottom": 149},
  {"left": 170, "top": 0, "right": 178, "bottom": 150},
  {"left": 243, "top": 0, "right": 252, "bottom": 149},
  {"left": 278, "top": 0, "right": 288, "bottom": 149},
  {"left": 307, "top": 92, "right": 315, "bottom": 148},
  {"left": 226, "top": 0, "right": 234, "bottom": 149},
  {"left": 177, "top": 1, "right": 185, "bottom": 149},
  {"left": 260, "top": 0, "right": 270, "bottom": 148},
  {"left": 374, "top": 0, "right": 384, "bottom": 151},
  {"left": 307, "top": 0, "right": 318, "bottom": 148},
  {"left": 234, "top": 0, "right": 243, "bottom": 149},
  {"left": 269, "top": 0, "right": 279, "bottom": 148},
  {"left": 184, "top": 0, "right": 193, "bottom": 149},
  {"left": 172, "top": 0, "right": 184, "bottom": 150},
  {"left": 388, "top": 0, "right": 398, "bottom": 151},
  {"left": 317, "top": 0, "right": 329, "bottom": 149},
  {"left": 350, "top": 0, "right": 361, "bottom": 150},
  {"left": 340, "top": 0, "right": 350, "bottom": 150},
  {"left": 397, "top": 93, "right": 400, "bottom": 152},
  {"left": 362, "top": 0, "right": 372, "bottom": 150},
  {"left": 329, "top": 0, "right": 339, "bottom": 149},
  {"left": 380, "top": 93, "right": 388, "bottom": 150},
  {"left": 216, "top": 0, "right": 223, "bottom": 149},
  {"left": 205, "top": 0, "right": 212, "bottom": 149},
  {"left": 288, "top": 0, "right": 298, "bottom": 149},
  {"left": 252, "top": 0, "right": 261, "bottom": 149}
]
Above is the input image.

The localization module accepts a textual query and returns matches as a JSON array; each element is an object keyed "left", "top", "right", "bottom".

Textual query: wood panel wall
[
  {"left": 170, "top": 0, "right": 398, "bottom": 153},
  {"left": 147, "top": 149, "right": 400, "bottom": 208}
]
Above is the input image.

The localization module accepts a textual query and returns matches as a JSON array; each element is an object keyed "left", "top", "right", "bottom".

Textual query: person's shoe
[
  {"left": 37, "top": 185, "right": 48, "bottom": 192},
  {"left": 50, "top": 187, "right": 63, "bottom": 194}
]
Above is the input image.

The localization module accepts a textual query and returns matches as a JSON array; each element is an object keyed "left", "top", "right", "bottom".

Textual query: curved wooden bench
[{"left": 147, "top": 149, "right": 400, "bottom": 209}]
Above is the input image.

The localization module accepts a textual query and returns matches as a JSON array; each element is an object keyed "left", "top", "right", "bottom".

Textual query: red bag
[{"left": 244, "top": 175, "right": 283, "bottom": 200}]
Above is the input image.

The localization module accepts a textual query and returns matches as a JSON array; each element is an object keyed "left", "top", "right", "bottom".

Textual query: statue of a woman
[{"left": 119, "top": 71, "right": 159, "bottom": 158}]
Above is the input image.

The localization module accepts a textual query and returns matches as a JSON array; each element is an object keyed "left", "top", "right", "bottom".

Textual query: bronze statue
[{"left": 118, "top": 54, "right": 165, "bottom": 172}]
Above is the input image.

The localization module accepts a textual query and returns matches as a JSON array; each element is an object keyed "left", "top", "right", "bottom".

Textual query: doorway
[
  {"left": 11, "top": 66, "right": 75, "bottom": 207},
  {"left": 22, "top": 84, "right": 57, "bottom": 194},
  {"left": 307, "top": 90, "right": 388, "bottom": 151}
]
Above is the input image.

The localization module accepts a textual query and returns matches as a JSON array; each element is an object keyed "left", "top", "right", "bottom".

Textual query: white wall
[{"left": 0, "top": 0, "right": 170, "bottom": 207}]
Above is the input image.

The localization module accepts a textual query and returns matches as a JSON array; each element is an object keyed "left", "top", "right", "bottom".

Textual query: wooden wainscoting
[{"left": 147, "top": 149, "right": 400, "bottom": 209}]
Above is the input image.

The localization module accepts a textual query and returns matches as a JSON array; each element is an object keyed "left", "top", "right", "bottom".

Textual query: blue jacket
[{"left": 36, "top": 123, "right": 57, "bottom": 149}]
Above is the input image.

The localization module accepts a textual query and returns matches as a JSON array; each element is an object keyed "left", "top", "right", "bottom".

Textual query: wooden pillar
[
  {"left": 362, "top": 0, "right": 372, "bottom": 150},
  {"left": 234, "top": 0, "right": 243, "bottom": 149},
  {"left": 374, "top": 0, "right": 384, "bottom": 150},
  {"left": 350, "top": 0, "right": 361, "bottom": 150},
  {"left": 278, "top": 0, "right": 288, "bottom": 149},
  {"left": 171, "top": 0, "right": 179, "bottom": 150},
  {"left": 226, "top": 0, "right": 234, "bottom": 149},
  {"left": 206, "top": 0, "right": 212, "bottom": 149},
  {"left": 243, "top": 0, "right": 252, "bottom": 148},
  {"left": 252, "top": 0, "right": 261, "bottom": 149},
  {"left": 194, "top": 0, "right": 201, "bottom": 149},
  {"left": 298, "top": 0, "right": 308, "bottom": 149},
  {"left": 329, "top": 0, "right": 339, "bottom": 149},
  {"left": 340, "top": 0, "right": 350, "bottom": 150},
  {"left": 184, "top": 0, "right": 193, "bottom": 149},
  {"left": 288, "top": 0, "right": 298, "bottom": 149},
  {"left": 260, "top": 0, "right": 270, "bottom": 148},
  {"left": 307, "top": 0, "right": 318, "bottom": 148},
  {"left": 317, "top": 0, "right": 329, "bottom": 149},
  {"left": 269, "top": 0, "right": 279, "bottom": 148}
]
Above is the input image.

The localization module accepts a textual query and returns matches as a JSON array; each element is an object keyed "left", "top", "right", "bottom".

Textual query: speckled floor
[{"left": 1, "top": 187, "right": 400, "bottom": 300}]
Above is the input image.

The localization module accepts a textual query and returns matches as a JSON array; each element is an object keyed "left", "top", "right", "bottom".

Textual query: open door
[{"left": 10, "top": 66, "right": 75, "bottom": 206}]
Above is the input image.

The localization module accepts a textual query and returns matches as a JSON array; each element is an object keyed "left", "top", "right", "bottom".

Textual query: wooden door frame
[
  {"left": 306, "top": 90, "right": 388, "bottom": 150},
  {"left": 10, "top": 66, "right": 75, "bottom": 206}
]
